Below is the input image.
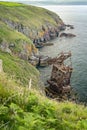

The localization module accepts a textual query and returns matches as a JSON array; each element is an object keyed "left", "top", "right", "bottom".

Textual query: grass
[
  {"left": 0, "top": 2, "right": 62, "bottom": 56},
  {"left": 0, "top": 2, "right": 23, "bottom": 7},
  {"left": 0, "top": 51, "right": 39, "bottom": 87},
  {"left": 0, "top": 73, "right": 87, "bottom": 130},
  {"left": 0, "top": 21, "right": 30, "bottom": 42},
  {"left": 0, "top": 21, "right": 37, "bottom": 55},
  {"left": 1, "top": 2, "right": 86, "bottom": 129},
  {"left": 0, "top": 2, "right": 63, "bottom": 28}
]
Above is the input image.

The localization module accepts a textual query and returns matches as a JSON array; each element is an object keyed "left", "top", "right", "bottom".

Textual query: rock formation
[
  {"left": 60, "top": 33, "right": 76, "bottom": 38},
  {"left": 0, "top": 3, "right": 64, "bottom": 60},
  {"left": 45, "top": 52, "right": 73, "bottom": 100}
]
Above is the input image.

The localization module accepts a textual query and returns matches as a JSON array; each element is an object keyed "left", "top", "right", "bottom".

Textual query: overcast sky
[
  {"left": 0, "top": 0, "right": 87, "bottom": 1},
  {"left": 0, "top": 0, "right": 87, "bottom": 5}
]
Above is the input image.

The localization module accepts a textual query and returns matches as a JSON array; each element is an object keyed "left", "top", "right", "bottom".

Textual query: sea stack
[{"left": 45, "top": 52, "right": 73, "bottom": 100}]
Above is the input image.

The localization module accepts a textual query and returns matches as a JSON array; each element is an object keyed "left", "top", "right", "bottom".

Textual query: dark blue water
[{"left": 39, "top": 5, "right": 87, "bottom": 102}]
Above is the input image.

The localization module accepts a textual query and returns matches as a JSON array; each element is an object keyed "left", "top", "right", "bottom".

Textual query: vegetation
[
  {"left": 0, "top": 51, "right": 39, "bottom": 87},
  {"left": 0, "top": 1, "right": 62, "bottom": 56},
  {"left": 0, "top": 2, "right": 23, "bottom": 7},
  {"left": 0, "top": 21, "right": 34, "bottom": 53},
  {"left": 0, "top": 73, "right": 87, "bottom": 130},
  {"left": 0, "top": 2, "right": 87, "bottom": 130},
  {"left": 0, "top": 1, "right": 62, "bottom": 27}
]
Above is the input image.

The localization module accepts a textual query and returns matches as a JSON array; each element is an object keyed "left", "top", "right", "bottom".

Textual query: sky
[
  {"left": 0, "top": 0, "right": 87, "bottom": 5},
  {"left": 0, "top": 0, "right": 87, "bottom": 1}
]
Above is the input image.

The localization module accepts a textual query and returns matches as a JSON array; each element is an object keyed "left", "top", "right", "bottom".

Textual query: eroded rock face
[
  {"left": 0, "top": 18, "right": 65, "bottom": 59},
  {"left": 1, "top": 18, "right": 64, "bottom": 42},
  {"left": 0, "top": 6, "right": 64, "bottom": 60},
  {"left": 0, "top": 37, "right": 38, "bottom": 61},
  {"left": 1, "top": 18, "right": 31, "bottom": 37}
]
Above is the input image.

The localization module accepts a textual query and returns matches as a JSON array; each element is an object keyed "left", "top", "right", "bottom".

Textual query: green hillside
[
  {"left": 0, "top": 2, "right": 63, "bottom": 87},
  {"left": 1, "top": 2, "right": 87, "bottom": 130},
  {"left": 0, "top": 51, "right": 39, "bottom": 87},
  {"left": 0, "top": 2, "right": 62, "bottom": 27},
  {"left": 0, "top": 2, "right": 63, "bottom": 57},
  {"left": 0, "top": 21, "right": 34, "bottom": 54},
  {"left": 0, "top": 73, "right": 87, "bottom": 130}
]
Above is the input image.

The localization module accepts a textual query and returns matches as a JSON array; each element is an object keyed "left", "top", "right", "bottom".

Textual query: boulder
[
  {"left": 60, "top": 33, "right": 76, "bottom": 38},
  {"left": 66, "top": 24, "right": 74, "bottom": 29},
  {"left": 0, "top": 40, "right": 12, "bottom": 54},
  {"left": 29, "top": 55, "right": 39, "bottom": 66}
]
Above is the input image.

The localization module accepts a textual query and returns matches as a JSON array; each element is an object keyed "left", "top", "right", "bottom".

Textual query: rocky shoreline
[
  {"left": 0, "top": 2, "right": 76, "bottom": 63},
  {"left": 0, "top": 2, "right": 77, "bottom": 101},
  {"left": 0, "top": 3, "right": 76, "bottom": 66},
  {"left": 31, "top": 24, "right": 76, "bottom": 100},
  {"left": 29, "top": 24, "right": 76, "bottom": 67}
]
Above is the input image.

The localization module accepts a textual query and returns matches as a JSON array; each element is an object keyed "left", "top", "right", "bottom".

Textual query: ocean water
[{"left": 39, "top": 5, "right": 87, "bottom": 102}]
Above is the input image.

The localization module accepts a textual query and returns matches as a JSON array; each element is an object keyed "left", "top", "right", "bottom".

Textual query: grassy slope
[
  {"left": 0, "top": 1, "right": 62, "bottom": 55},
  {"left": 0, "top": 21, "right": 33, "bottom": 53},
  {"left": 1, "top": 2, "right": 87, "bottom": 130},
  {"left": 0, "top": 2, "right": 63, "bottom": 87},
  {"left": 0, "top": 51, "right": 39, "bottom": 87},
  {"left": 0, "top": 2, "right": 62, "bottom": 28},
  {"left": 0, "top": 2, "right": 63, "bottom": 88},
  {"left": 0, "top": 73, "right": 87, "bottom": 130}
]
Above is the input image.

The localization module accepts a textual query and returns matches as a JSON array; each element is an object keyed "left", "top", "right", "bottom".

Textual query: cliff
[
  {"left": 0, "top": 1, "right": 64, "bottom": 87},
  {"left": 0, "top": 2, "right": 87, "bottom": 130},
  {"left": 0, "top": 2, "right": 64, "bottom": 59}
]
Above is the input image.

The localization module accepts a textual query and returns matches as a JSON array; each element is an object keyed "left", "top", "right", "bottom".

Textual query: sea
[{"left": 38, "top": 5, "right": 87, "bottom": 103}]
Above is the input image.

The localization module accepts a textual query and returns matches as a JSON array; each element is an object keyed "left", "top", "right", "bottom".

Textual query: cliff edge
[{"left": 0, "top": 2, "right": 64, "bottom": 59}]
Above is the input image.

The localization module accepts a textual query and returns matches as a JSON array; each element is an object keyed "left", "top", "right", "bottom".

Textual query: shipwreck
[{"left": 45, "top": 51, "right": 73, "bottom": 100}]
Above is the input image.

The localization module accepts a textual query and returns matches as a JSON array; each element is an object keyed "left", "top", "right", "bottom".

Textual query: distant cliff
[{"left": 0, "top": 2, "right": 64, "bottom": 59}]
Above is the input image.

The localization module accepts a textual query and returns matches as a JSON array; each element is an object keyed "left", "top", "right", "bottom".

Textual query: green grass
[
  {"left": 1, "top": 2, "right": 85, "bottom": 129},
  {"left": 0, "top": 2, "right": 23, "bottom": 7},
  {"left": 0, "top": 2, "right": 63, "bottom": 56},
  {"left": 0, "top": 73, "right": 87, "bottom": 130},
  {"left": 0, "top": 21, "right": 31, "bottom": 42},
  {"left": 0, "top": 51, "right": 39, "bottom": 87},
  {"left": 0, "top": 21, "right": 36, "bottom": 55},
  {"left": 0, "top": 2, "right": 63, "bottom": 28}
]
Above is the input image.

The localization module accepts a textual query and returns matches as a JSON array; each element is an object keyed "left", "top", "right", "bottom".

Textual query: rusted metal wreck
[{"left": 45, "top": 51, "right": 73, "bottom": 100}]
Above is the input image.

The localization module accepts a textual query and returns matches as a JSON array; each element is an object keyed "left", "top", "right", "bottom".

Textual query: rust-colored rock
[{"left": 45, "top": 52, "right": 73, "bottom": 99}]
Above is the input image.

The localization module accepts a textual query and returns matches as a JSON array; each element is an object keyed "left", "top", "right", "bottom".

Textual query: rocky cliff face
[
  {"left": 0, "top": 2, "right": 64, "bottom": 60},
  {"left": 1, "top": 17, "right": 64, "bottom": 42}
]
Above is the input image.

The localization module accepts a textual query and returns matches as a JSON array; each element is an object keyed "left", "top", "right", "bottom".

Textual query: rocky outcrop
[
  {"left": 1, "top": 18, "right": 64, "bottom": 43},
  {"left": 60, "top": 33, "right": 76, "bottom": 38},
  {"left": 0, "top": 40, "right": 12, "bottom": 54},
  {"left": 45, "top": 52, "right": 73, "bottom": 99},
  {"left": 1, "top": 18, "right": 31, "bottom": 38},
  {"left": 0, "top": 19, "right": 64, "bottom": 60},
  {"left": 0, "top": 37, "right": 38, "bottom": 60},
  {"left": 0, "top": 5, "right": 64, "bottom": 43},
  {"left": 66, "top": 24, "right": 74, "bottom": 29},
  {"left": 0, "top": 3, "right": 64, "bottom": 61}
]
